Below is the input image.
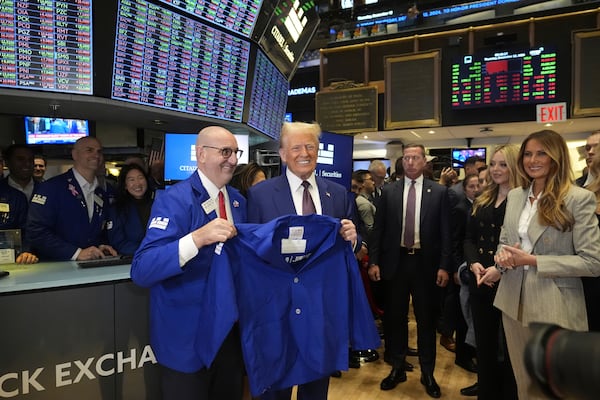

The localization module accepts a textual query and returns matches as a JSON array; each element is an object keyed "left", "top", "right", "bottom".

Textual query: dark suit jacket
[
  {"left": 247, "top": 174, "right": 357, "bottom": 225},
  {"left": 370, "top": 177, "right": 452, "bottom": 280}
]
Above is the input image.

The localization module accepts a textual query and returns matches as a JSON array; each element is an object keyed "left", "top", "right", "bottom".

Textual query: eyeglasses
[{"left": 203, "top": 145, "right": 243, "bottom": 159}]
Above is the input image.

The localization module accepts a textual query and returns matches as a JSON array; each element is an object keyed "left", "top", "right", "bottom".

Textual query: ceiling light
[
  {"left": 363, "top": 135, "right": 368, "bottom": 139},
  {"left": 410, "top": 130, "right": 421, "bottom": 138},
  {"left": 428, "top": 130, "right": 435, "bottom": 134},
  {"left": 545, "top": 123, "right": 553, "bottom": 127}
]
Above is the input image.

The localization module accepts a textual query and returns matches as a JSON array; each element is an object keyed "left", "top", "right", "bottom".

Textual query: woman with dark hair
[
  {"left": 230, "top": 162, "right": 266, "bottom": 197},
  {"left": 494, "top": 130, "right": 600, "bottom": 399},
  {"left": 108, "top": 163, "right": 154, "bottom": 255}
]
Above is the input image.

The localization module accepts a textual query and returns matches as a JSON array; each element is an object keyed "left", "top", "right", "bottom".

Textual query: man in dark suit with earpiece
[{"left": 368, "top": 143, "right": 451, "bottom": 399}]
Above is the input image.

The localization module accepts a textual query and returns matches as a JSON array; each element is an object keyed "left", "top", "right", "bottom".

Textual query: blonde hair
[
  {"left": 517, "top": 130, "right": 574, "bottom": 231},
  {"left": 472, "top": 144, "right": 521, "bottom": 215},
  {"left": 279, "top": 122, "right": 321, "bottom": 148}
]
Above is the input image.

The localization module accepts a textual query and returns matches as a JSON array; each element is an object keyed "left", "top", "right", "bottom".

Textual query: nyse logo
[{"left": 317, "top": 143, "right": 334, "bottom": 165}]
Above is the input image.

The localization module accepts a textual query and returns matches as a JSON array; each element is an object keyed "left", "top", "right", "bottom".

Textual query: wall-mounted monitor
[
  {"left": 164, "top": 133, "right": 249, "bottom": 183},
  {"left": 0, "top": 0, "right": 93, "bottom": 94},
  {"left": 451, "top": 46, "right": 557, "bottom": 109},
  {"left": 156, "top": 0, "right": 263, "bottom": 38},
  {"left": 255, "top": 0, "right": 320, "bottom": 79},
  {"left": 24, "top": 116, "right": 90, "bottom": 145},
  {"left": 451, "top": 148, "right": 486, "bottom": 168},
  {"left": 112, "top": 0, "right": 250, "bottom": 122},
  {"left": 245, "top": 49, "right": 289, "bottom": 140}
]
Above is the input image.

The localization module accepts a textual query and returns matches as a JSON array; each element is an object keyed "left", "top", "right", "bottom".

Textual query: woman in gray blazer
[{"left": 494, "top": 130, "right": 600, "bottom": 399}]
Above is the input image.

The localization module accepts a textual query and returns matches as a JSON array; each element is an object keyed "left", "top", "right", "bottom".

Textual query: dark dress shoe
[
  {"left": 349, "top": 357, "right": 361, "bottom": 369},
  {"left": 351, "top": 349, "right": 379, "bottom": 362},
  {"left": 404, "top": 360, "right": 414, "bottom": 371},
  {"left": 330, "top": 370, "right": 342, "bottom": 378},
  {"left": 440, "top": 335, "right": 456, "bottom": 352},
  {"left": 460, "top": 382, "right": 478, "bottom": 396},
  {"left": 455, "top": 358, "right": 477, "bottom": 373},
  {"left": 407, "top": 347, "right": 419, "bottom": 357},
  {"left": 380, "top": 368, "right": 407, "bottom": 391},
  {"left": 420, "top": 373, "right": 441, "bottom": 398}
]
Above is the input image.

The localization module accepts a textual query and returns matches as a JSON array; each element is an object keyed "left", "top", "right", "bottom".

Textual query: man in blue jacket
[
  {"left": 247, "top": 121, "right": 359, "bottom": 400},
  {"left": 26, "top": 137, "right": 117, "bottom": 261},
  {"left": 131, "top": 126, "right": 246, "bottom": 400}
]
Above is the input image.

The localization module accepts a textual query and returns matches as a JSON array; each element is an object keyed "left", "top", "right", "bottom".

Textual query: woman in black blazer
[{"left": 463, "top": 144, "right": 521, "bottom": 399}]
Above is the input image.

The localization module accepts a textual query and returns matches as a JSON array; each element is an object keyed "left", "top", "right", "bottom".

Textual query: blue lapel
[{"left": 316, "top": 177, "right": 333, "bottom": 216}]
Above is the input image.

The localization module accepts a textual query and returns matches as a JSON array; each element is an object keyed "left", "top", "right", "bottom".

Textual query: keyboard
[{"left": 77, "top": 255, "right": 133, "bottom": 268}]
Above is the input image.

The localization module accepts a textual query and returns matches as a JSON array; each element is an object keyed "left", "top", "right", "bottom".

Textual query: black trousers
[
  {"left": 161, "top": 327, "right": 244, "bottom": 400},
  {"left": 469, "top": 281, "right": 517, "bottom": 400},
  {"left": 382, "top": 251, "right": 438, "bottom": 374}
]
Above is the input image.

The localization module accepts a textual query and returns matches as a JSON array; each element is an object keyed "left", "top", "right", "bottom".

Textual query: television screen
[
  {"left": 451, "top": 46, "right": 557, "bottom": 109},
  {"left": 245, "top": 49, "right": 289, "bottom": 140},
  {"left": 156, "top": 0, "right": 263, "bottom": 38},
  {"left": 316, "top": 131, "right": 354, "bottom": 190},
  {"left": 451, "top": 148, "right": 486, "bottom": 168},
  {"left": 0, "top": 0, "right": 93, "bottom": 94},
  {"left": 352, "top": 159, "right": 390, "bottom": 172},
  {"left": 164, "top": 133, "right": 249, "bottom": 183},
  {"left": 24, "top": 116, "right": 89, "bottom": 145},
  {"left": 112, "top": 0, "right": 250, "bottom": 122},
  {"left": 256, "top": 0, "right": 320, "bottom": 79}
]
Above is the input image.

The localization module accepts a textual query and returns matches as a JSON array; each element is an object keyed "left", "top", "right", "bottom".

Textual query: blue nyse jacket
[
  {"left": 131, "top": 172, "right": 246, "bottom": 373},
  {"left": 199, "top": 214, "right": 380, "bottom": 396},
  {"left": 108, "top": 201, "right": 149, "bottom": 255},
  {"left": 0, "top": 180, "right": 28, "bottom": 230},
  {"left": 26, "top": 169, "right": 111, "bottom": 261}
]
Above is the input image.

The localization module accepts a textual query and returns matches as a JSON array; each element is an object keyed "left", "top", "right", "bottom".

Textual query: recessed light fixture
[
  {"left": 428, "top": 130, "right": 435, "bottom": 134},
  {"left": 363, "top": 135, "right": 369, "bottom": 139},
  {"left": 545, "top": 123, "right": 553, "bottom": 127}
]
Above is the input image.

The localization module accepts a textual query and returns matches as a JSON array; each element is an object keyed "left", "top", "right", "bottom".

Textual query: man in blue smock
[
  {"left": 246, "top": 121, "right": 360, "bottom": 400},
  {"left": 131, "top": 126, "right": 246, "bottom": 400},
  {"left": 26, "top": 137, "right": 117, "bottom": 261}
]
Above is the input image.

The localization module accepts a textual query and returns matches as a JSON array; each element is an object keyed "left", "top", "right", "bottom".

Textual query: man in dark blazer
[
  {"left": 247, "top": 121, "right": 358, "bottom": 400},
  {"left": 576, "top": 129, "right": 600, "bottom": 331},
  {"left": 368, "top": 144, "right": 451, "bottom": 399}
]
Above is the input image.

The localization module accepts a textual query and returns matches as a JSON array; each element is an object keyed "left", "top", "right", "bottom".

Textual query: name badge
[
  {"left": 0, "top": 203, "right": 9, "bottom": 213},
  {"left": 201, "top": 198, "right": 216, "bottom": 215}
]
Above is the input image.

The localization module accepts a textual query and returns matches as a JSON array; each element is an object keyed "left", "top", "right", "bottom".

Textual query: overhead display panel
[
  {"left": 112, "top": 0, "right": 250, "bottom": 122},
  {"left": 245, "top": 49, "right": 289, "bottom": 140},
  {"left": 0, "top": 0, "right": 93, "bottom": 94},
  {"left": 256, "top": 0, "right": 320, "bottom": 79},
  {"left": 157, "top": 0, "right": 263, "bottom": 38}
]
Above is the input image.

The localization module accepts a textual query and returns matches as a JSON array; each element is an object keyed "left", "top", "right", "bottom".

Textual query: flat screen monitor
[
  {"left": 256, "top": 0, "right": 320, "bottom": 79},
  {"left": 316, "top": 131, "right": 354, "bottom": 190},
  {"left": 0, "top": 0, "right": 93, "bottom": 94},
  {"left": 451, "top": 148, "right": 486, "bottom": 168},
  {"left": 156, "top": 0, "right": 263, "bottom": 38},
  {"left": 245, "top": 49, "right": 289, "bottom": 140},
  {"left": 24, "top": 116, "right": 89, "bottom": 145},
  {"left": 112, "top": 0, "right": 250, "bottom": 122},
  {"left": 451, "top": 46, "right": 557, "bottom": 109},
  {"left": 164, "top": 133, "right": 249, "bottom": 183},
  {"left": 352, "top": 159, "right": 390, "bottom": 173}
]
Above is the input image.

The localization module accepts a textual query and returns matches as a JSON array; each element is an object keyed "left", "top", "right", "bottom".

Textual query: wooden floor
[{"left": 313, "top": 316, "right": 476, "bottom": 400}]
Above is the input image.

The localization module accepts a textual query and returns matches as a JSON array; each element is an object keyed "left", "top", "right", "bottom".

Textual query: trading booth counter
[{"left": 0, "top": 262, "right": 160, "bottom": 400}]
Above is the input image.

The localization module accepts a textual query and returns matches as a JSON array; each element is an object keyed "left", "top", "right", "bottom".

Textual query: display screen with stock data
[
  {"left": 157, "top": 0, "right": 263, "bottom": 38},
  {"left": 451, "top": 46, "right": 557, "bottom": 109},
  {"left": 112, "top": 0, "right": 250, "bottom": 122},
  {"left": 0, "top": 0, "right": 92, "bottom": 94},
  {"left": 245, "top": 49, "right": 289, "bottom": 140}
]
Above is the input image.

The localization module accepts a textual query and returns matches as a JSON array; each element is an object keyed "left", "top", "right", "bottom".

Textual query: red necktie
[
  {"left": 218, "top": 190, "right": 228, "bottom": 220},
  {"left": 404, "top": 180, "right": 416, "bottom": 247}
]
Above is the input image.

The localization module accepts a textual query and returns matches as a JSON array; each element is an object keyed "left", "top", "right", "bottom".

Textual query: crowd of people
[{"left": 2, "top": 125, "right": 600, "bottom": 399}]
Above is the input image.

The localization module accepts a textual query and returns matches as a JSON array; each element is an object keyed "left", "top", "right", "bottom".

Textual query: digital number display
[
  {"left": 451, "top": 47, "right": 557, "bottom": 109},
  {"left": 112, "top": 0, "right": 250, "bottom": 122},
  {"left": 158, "top": 0, "right": 263, "bottom": 38},
  {"left": 246, "top": 50, "right": 289, "bottom": 140},
  {"left": 0, "top": 0, "right": 93, "bottom": 94}
]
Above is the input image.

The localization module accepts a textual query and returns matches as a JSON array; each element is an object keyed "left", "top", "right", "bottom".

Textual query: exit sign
[{"left": 536, "top": 102, "right": 567, "bottom": 123}]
